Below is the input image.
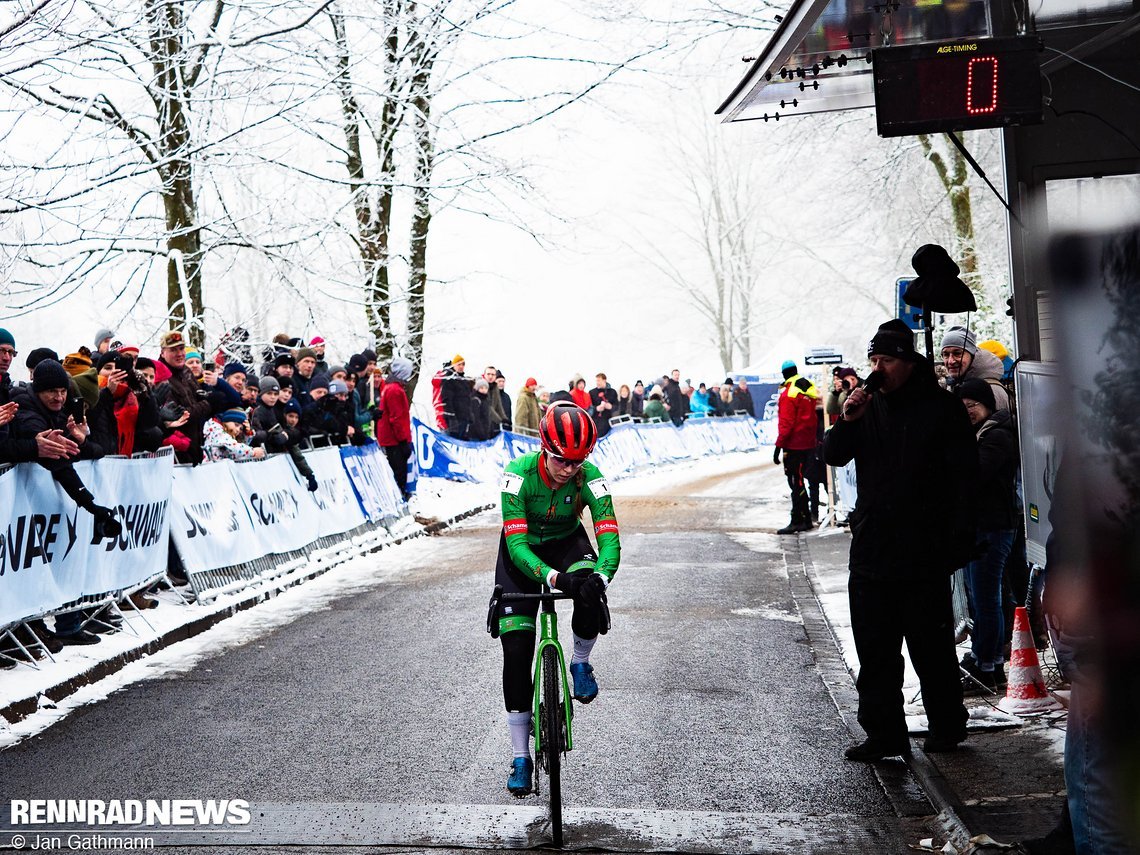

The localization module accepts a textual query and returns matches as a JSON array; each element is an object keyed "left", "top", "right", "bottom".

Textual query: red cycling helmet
[{"left": 539, "top": 403, "right": 597, "bottom": 462}]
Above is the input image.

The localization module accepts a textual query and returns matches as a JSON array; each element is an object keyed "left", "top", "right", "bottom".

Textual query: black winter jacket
[
  {"left": 822, "top": 361, "right": 978, "bottom": 580},
  {"left": 9, "top": 384, "right": 105, "bottom": 507},
  {"left": 973, "top": 408, "right": 1019, "bottom": 530}
]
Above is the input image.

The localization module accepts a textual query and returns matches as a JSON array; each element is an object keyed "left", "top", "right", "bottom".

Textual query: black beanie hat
[
  {"left": 96, "top": 349, "right": 121, "bottom": 371},
  {"left": 25, "top": 347, "right": 59, "bottom": 371},
  {"left": 32, "top": 359, "right": 72, "bottom": 393},
  {"left": 956, "top": 378, "right": 996, "bottom": 412},
  {"left": 867, "top": 319, "right": 919, "bottom": 361}
]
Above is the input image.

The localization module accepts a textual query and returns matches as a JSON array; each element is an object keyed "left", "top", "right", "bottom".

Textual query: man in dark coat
[
  {"left": 440, "top": 355, "right": 472, "bottom": 439},
  {"left": 662, "top": 374, "right": 684, "bottom": 426},
  {"left": 733, "top": 378, "right": 756, "bottom": 418},
  {"left": 152, "top": 331, "right": 231, "bottom": 464},
  {"left": 589, "top": 372, "right": 619, "bottom": 437},
  {"left": 823, "top": 319, "right": 977, "bottom": 761}
]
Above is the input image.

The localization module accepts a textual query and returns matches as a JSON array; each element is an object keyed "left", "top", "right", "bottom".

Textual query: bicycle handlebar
[{"left": 494, "top": 584, "right": 572, "bottom": 603}]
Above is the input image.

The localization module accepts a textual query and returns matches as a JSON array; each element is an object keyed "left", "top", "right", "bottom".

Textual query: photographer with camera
[
  {"left": 825, "top": 367, "right": 861, "bottom": 428},
  {"left": 11, "top": 359, "right": 124, "bottom": 645}
]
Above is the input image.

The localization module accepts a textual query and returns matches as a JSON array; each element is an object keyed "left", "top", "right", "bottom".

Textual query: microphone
[{"left": 862, "top": 373, "right": 883, "bottom": 395}]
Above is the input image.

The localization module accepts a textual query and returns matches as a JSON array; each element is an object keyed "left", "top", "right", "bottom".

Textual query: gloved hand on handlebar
[
  {"left": 552, "top": 571, "right": 585, "bottom": 598},
  {"left": 579, "top": 573, "right": 607, "bottom": 603}
]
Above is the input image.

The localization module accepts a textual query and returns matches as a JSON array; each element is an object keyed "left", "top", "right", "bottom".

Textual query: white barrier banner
[
  {"left": 340, "top": 444, "right": 406, "bottom": 522},
  {"left": 170, "top": 460, "right": 265, "bottom": 575},
  {"left": 303, "top": 447, "right": 367, "bottom": 537},
  {"left": 639, "top": 422, "right": 690, "bottom": 461},
  {"left": 0, "top": 455, "right": 172, "bottom": 627},
  {"left": 229, "top": 455, "right": 321, "bottom": 555},
  {"left": 591, "top": 424, "right": 650, "bottom": 478},
  {"left": 836, "top": 460, "right": 858, "bottom": 510}
]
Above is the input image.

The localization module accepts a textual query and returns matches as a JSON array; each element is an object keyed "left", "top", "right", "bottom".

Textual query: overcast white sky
[{"left": 5, "top": 1, "right": 1014, "bottom": 412}]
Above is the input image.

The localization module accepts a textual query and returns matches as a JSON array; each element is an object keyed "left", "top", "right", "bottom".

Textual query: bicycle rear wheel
[{"left": 540, "top": 645, "right": 564, "bottom": 847}]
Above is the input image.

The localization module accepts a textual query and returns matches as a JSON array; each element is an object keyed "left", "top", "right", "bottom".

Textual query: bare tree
[{"left": 0, "top": 0, "right": 332, "bottom": 345}]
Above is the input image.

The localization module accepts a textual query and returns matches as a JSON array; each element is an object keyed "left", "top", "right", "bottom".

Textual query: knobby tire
[{"left": 541, "top": 645, "right": 563, "bottom": 847}]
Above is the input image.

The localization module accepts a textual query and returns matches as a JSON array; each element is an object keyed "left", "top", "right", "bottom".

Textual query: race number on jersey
[
  {"left": 587, "top": 477, "right": 610, "bottom": 497},
  {"left": 500, "top": 472, "right": 524, "bottom": 496}
]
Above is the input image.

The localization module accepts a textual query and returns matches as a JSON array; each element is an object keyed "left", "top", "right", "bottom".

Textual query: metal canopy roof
[
  {"left": 716, "top": 0, "right": 992, "bottom": 122},
  {"left": 716, "top": 0, "right": 1135, "bottom": 123}
]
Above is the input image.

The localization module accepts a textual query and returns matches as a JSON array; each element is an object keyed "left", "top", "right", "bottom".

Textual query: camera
[{"left": 158, "top": 402, "right": 186, "bottom": 423}]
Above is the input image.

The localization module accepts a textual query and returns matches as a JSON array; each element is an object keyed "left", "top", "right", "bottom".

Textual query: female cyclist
[{"left": 493, "top": 402, "right": 620, "bottom": 796}]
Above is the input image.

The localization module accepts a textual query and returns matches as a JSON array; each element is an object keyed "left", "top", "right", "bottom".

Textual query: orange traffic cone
[{"left": 998, "top": 606, "right": 1061, "bottom": 713}]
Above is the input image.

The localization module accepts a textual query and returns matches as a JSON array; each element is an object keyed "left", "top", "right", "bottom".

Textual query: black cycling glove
[
  {"left": 91, "top": 505, "right": 123, "bottom": 539},
  {"left": 579, "top": 573, "right": 607, "bottom": 603}
]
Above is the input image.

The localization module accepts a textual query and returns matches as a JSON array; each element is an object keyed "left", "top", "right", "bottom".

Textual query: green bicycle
[{"left": 488, "top": 584, "right": 582, "bottom": 847}]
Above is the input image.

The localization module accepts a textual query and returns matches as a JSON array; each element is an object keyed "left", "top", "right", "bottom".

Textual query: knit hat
[
  {"left": 159, "top": 330, "right": 185, "bottom": 349},
  {"left": 223, "top": 362, "right": 248, "bottom": 378},
  {"left": 346, "top": 354, "right": 368, "bottom": 374},
  {"left": 940, "top": 325, "right": 978, "bottom": 355},
  {"left": 310, "top": 372, "right": 331, "bottom": 391},
  {"left": 93, "top": 328, "right": 115, "bottom": 349},
  {"left": 525, "top": 377, "right": 537, "bottom": 388},
  {"left": 451, "top": 354, "right": 465, "bottom": 366},
  {"left": 96, "top": 349, "right": 121, "bottom": 370},
  {"left": 276, "top": 375, "right": 293, "bottom": 390},
  {"left": 32, "top": 359, "right": 71, "bottom": 393},
  {"left": 25, "top": 347, "right": 59, "bottom": 371},
  {"left": 284, "top": 398, "right": 302, "bottom": 415},
  {"left": 310, "top": 336, "right": 325, "bottom": 346},
  {"left": 62, "top": 351, "right": 93, "bottom": 375},
  {"left": 649, "top": 384, "right": 663, "bottom": 398},
  {"left": 0, "top": 328, "right": 14, "bottom": 348},
  {"left": 135, "top": 356, "right": 155, "bottom": 371},
  {"left": 184, "top": 349, "right": 203, "bottom": 362},
  {"left": 218, "top": 409, "right": 247, "bottom": 424},
  {"left": 274, "top": 353, "right": 295, "bottom": 368},
  {"left": 780, "top": 360, "right": 797, "bottom": 379},
  {"left": 837, "top": 367, "right": 858, "bottom": 380},
  {"left": 978, "top": 339, "right": 1009, "bottom": 360},
  {"left": 328, "top": 379, "right": 349, "bottom": 395},
  {"left": 867, "top": 319, "right": 919, "bottom": 361},
  {"left": 474, "top": 378, "right": 489, "bottom": 392},
  {"left": 295, "top": 347, "right": 318, "bottom": 363},
  {"left": 328, "top": 364, "right": 346, "bottom": 378},
  {"left": 259, "top": 376, "right": 281, "bottom": 394},
  {"left": 361, "top": 349, "right": 378, "bottom": 363},
  {"left": 496, "top": 369, "right": 505, "bottom": 380},
  {"left": 956, "top": 378, "right": 996, "bottom": 412},
  {"left": 388, "top": 357, "right": 413, "bottom": 384}
]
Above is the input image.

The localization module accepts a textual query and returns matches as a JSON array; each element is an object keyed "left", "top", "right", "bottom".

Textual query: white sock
[
  {"left": 507, "top": 711, "right": 532, "bottom": 759},
  {"left": 570, "top": 633, "right": 596, "bottom": 666}
]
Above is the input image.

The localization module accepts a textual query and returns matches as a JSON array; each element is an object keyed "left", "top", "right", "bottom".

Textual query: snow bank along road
[{"left": 0, "top": 456, "right": 950, "bottom": 853}]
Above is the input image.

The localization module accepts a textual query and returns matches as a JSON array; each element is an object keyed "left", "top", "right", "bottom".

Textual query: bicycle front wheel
[{"left": 540, "top": 645, "right": 564, "bottom": 847}]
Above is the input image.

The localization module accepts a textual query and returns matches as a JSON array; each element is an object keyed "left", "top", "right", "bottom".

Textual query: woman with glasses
[{"left": 491, "top": 402, "right": 621, "bottom": 796}]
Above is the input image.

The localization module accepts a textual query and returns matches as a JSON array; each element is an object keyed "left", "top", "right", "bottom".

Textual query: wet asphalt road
[{"left": 0, "top": 460, "right": 936, "bottom": 852}]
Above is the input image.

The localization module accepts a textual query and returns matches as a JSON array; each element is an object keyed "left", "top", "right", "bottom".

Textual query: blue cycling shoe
[
  {"left": 570, "top": 662, "right": 599, "bottom": 703},
  {"left": 507, "top": 756, "right": 533, "bottom": 796}
]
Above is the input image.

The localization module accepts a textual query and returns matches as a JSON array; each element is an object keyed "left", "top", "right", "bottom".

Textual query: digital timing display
[{"left": 873, "top": 36, "right": 1044, "bottom": 137}]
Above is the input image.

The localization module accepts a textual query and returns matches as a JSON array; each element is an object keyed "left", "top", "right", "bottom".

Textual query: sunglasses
[{"left": 548, "top": 453, "right": 585, "bottom": 468}]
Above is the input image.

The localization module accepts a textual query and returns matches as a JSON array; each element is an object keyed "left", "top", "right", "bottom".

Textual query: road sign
[
  {"left": 804, "top": 346, "right": 843, "bottom": 365},
  {"left": 897, "top": 279, "right": 924, "bottom": 331}
]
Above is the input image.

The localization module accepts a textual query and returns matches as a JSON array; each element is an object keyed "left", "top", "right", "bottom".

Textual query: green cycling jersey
[{"left": 500, "top": 451, "right": 620, "bottom": 585}]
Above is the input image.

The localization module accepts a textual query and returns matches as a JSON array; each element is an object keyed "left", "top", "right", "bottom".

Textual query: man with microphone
[{"left": 823, "top": 319, "right": 977, "bottom": 761}]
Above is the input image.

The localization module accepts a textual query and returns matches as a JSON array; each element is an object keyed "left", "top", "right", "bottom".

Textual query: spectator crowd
[
  {"left": 428, "top": 357, "right": 759, "bottom": 442},
  {"left": 0, "top": 324, "right": 416, "bottom": 651}
]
